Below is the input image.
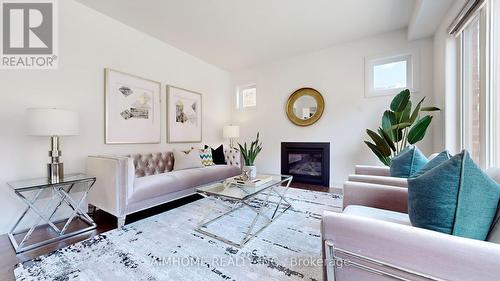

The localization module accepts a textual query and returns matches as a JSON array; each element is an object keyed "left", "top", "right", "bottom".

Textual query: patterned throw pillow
[
  {"left": 224, "top": 148, "right": 241, "bottom": 168},
  {"left": 199, "top": 148, "right": 215, "bottom": 166},
  {"left": 205, "top": 145, "right": 226, "bottom": 164}
]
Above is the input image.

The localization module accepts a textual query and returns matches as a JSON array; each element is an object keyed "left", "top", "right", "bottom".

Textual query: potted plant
[
  {"left": 238, "top": 132, "right": 263, "bottom": 179},
  {"left": 365, "top": 89, "right": 440, "bottom": 166}
]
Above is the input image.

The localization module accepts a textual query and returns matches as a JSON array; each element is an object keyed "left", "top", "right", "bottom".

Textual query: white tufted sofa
[{"left": 87, "top": 148, "right": 241, "bottom": 228}]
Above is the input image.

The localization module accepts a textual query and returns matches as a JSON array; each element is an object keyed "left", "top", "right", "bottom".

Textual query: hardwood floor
[
  {"left": 289, "top": 181, "right": 330, "bottom": 192},
  {"left": 0, "top": 194, "right": 202, "bottom": 281}
]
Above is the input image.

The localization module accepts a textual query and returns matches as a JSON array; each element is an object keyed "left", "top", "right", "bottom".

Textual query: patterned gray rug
[{"left": 14, "top": 187, "right": 342, "bottom": 281}]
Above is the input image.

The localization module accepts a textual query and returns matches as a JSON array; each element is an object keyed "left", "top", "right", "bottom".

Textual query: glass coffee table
[{"left": 195, "top": 174, "right": 293, "bottom": 248}]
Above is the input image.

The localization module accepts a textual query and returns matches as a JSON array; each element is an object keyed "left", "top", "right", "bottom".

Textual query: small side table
[{"left": 7, "top": 173, "right": 96, "bottom": 253}]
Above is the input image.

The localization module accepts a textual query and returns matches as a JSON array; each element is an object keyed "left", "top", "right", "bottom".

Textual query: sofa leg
[{"left": 117, "top": 215, "right": 126, "bottom": 228}]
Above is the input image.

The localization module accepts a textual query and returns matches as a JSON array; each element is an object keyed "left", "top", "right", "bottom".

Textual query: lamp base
[
  {"left": 48, "top": 163, "right": 64, "bottom": 183},
  {"left": 230, "top": 138, "right": 237, "bottom": 149}
]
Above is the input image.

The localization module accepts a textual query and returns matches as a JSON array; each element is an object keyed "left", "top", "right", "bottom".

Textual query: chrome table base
[
  {"left": 195, "top": 177, "right": 293, "bottom": 248},
  {"left": 8, "top": 178, "right": 96, "bottom": 253}
]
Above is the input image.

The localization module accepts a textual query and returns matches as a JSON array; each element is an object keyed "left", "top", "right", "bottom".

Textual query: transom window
[
  {"left": 365, "top": 51, "right": 419, "bottom": 97},
  {"left": 373, "top": 60, "right": 408, "bottom": 90},
  {"left": 237, "top": 84, "right": 256, "bottom": 109}
]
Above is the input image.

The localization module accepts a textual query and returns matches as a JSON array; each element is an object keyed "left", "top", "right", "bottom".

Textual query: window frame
[
  {"left": 492, "top": 0, "right": 500, "bottom": 167},
  {"left": 236, "top": 83, "right": 257, "bottom": 109},
  {"left": 364, "top": 50, "right": 420, "bottom": 98}
]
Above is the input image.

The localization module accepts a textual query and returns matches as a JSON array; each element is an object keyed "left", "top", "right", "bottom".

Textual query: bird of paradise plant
[{"left": 365, "top": 89, "right": 440, "bottom": 166}]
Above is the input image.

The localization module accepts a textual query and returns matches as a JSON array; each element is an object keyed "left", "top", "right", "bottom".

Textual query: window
[
  {"left": 461, "top": 15, "right": 483, "bottom": 165},
  {"left": 453, "top": 0, "right": 500, "bottom": 168},
  {"left": 373, "top": 60, "right": 408, "bottom": 90},
  {"left": 237, "top": 84, "right": 256, "bottom": 109},
  {"left": 456, "top": 1, "right": 491, "bottom": 168},
  {"left": 365, "top": 51, "right": 419, "bottom": 97}
]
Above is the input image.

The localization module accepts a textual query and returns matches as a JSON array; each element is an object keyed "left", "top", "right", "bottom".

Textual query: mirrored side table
[{"left": 7, "top": 173, "right": 96, "bottom": 253}]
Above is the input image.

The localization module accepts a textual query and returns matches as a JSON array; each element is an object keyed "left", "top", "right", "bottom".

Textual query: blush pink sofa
[
  {"left": 321, "top": 168, "right": 500, "bottom": 281},
  {"left": 349, "top": 165, "right": 408, "bottom": 187},
  {"left": 347, "top": 153, "right": 440, "bottom": 188},
  {"left": 87, "top": 149, "right": 241, "bottom": 228}
]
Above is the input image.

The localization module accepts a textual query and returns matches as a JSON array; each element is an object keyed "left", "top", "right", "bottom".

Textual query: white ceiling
[{"left": 77, "top": 0, "right": 417, "bottom": 71}]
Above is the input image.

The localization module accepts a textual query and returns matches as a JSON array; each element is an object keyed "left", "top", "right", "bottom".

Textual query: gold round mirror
[{"left": 286, "top": 88, "right": 324, "bottom": 126}]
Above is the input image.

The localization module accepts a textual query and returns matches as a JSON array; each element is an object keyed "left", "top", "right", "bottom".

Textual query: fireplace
[{"left": 281, "top": 142, "right": 330, "bottom": 187}]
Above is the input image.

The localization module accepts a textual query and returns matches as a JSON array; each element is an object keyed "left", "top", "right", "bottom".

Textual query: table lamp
[
  {"left": 27, "top": 108, "right": 80, "bottom": 183},
  {"left": 223, "top": 125, "right": 240, "bottom": 149}
]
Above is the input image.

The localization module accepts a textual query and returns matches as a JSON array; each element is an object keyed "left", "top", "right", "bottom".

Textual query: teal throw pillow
[
  {"left": 408, "top": 150, "right": 500, "bottom": 240},
  {"left": 390, "top": 146, "right": 428, "bottom": 178},
  {"left": 410, "top": 150, "right": 451, "bottom": 178}
]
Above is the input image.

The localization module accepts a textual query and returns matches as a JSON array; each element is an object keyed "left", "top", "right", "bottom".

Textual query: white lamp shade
[
  {"left": 223, "top": 125, "right": 240, "bottom": 138},
  {"left": 27, "top": 108, "right": 80, "bottom": 136}
]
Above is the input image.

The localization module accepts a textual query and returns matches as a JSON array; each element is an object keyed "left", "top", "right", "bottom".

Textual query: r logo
[{"left": 2, "top": 2, "right": 53, "bottom": 54}]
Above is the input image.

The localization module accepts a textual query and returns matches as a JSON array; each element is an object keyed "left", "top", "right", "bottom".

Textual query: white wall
[
  {"left": 0, "top": 0, "right": 231, "bottom": 234},
  {"left": 433, "top": 0, "right": 467, "bottom": 154},
  {"left": 231, "top": 29, "right": 435, "bottom": 188}
]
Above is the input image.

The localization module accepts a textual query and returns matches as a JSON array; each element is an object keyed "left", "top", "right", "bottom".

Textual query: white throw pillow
[
  {"left": 224, "top": 148, "right": 241, "bottom": 168},
  {"left": 173, "top": 148, "right": 203, "bottom": 171}
]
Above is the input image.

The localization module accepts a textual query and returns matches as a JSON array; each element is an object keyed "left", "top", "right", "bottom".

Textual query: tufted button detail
[{"left": 129, "top": 151, "right": 175, "bottom": 178}]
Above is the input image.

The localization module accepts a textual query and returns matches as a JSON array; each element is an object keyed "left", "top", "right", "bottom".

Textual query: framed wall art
[
  {"left": 105, "top": 68, "right": 161, "bottom": 144},
  {"left": 167, "top": 85, "right": 202, "bottom": 143}
]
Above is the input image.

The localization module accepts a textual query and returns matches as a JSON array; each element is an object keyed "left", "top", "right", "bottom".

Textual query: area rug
[{"left": 14, "top": 187, "right": 342, "bottom": 281}]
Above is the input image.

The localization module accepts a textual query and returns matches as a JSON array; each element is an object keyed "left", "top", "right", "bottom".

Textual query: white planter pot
[{"left": 243, "top": 165, "right": 257, "bottom": 179}]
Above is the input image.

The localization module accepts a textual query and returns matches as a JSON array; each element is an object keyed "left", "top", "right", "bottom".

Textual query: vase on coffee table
[{"left": 243, "top": 165, "right": 257, "bottom": 179}]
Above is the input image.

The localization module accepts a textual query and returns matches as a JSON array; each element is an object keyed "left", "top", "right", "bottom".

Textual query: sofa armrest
[
  {"left": 322, "top": 211, "right": 500, "bottom": 281},
  {"left": 343, "top": 181, "right": 408, "bottom": 213},
  {"left": 355, "top": 165, "right": 390, "bottom": 176},
  {"left": 86, "top": 156, "right": 134, "bottom": 217},
  {"left": 347, "top": 174, "right": 408, "bottom": 187}
]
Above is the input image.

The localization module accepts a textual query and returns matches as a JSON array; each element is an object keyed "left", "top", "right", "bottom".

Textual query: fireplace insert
[{"left": 281, "top": 142, "right": 330, "bottom": 187}]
